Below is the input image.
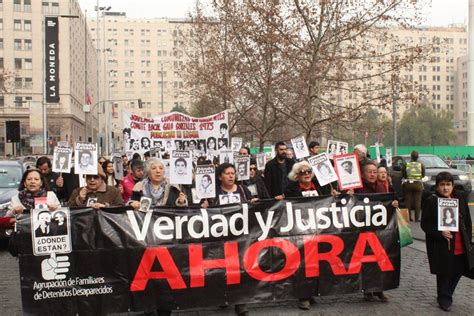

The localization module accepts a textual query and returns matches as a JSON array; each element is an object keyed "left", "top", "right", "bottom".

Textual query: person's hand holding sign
[
  {"left": 41, "top": 253, "right": 70, "bottom": 280},
  {"left": 78, "top": 187, "right": 88, "bottom": 203}
]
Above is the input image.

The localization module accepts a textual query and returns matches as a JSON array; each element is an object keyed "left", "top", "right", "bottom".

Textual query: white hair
[
  {"left": 144, "top": 157, "right": 165, "bottom": 175},
  {"left": 353, "top": 144, "right": 367, "bottom": 156},
  {"left": 288, "top": 161, "right": 313, "bottom": 181}
]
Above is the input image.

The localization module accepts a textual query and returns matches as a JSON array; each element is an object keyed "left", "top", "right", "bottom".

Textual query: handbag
[{"left": 397, "top": 208, "right": 413, "bottom": 247}]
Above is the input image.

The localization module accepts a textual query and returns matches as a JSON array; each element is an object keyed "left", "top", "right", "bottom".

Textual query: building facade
[
  {"left": 0, "top": 0, "right": 98, "bottom": 156},
  {"left": 88, "top": 12, "right": 191, "bottom": 153}
]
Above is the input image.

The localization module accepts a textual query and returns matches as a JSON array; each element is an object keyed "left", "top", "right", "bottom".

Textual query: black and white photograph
[
  {"left": 74, "top": 143, "right": 98, "bottom": 175},
  {"left": 219, "top": 150, "right": 234, "bottom": 165},
  {"left": 307, "top": 153, "right": 338, "bottom": 186},
  {"left": 139, "top": 197, "right": 152, "bottom": 212},
  {"left": 52, "top": 147, "right": 72, "bottom": 173},
  {"left": 438, "top": 198, "right": 459, "bottom": 232},
  {"left": 337, "top": 142, "right": 349, "bottom": 155},
  {"left": 334, "top": 153, "right": 363, "bottom": 190},
  {"left": 152, "top": 140, "right": 163, "bottom": 151},
  {"left": 141, "top": 137, "right": 151, "bottom": 150},
  {"left": 386, "top": 148, "right": 392, "bottom": 167},
  {"left": 219, "top": 122, "right": 229, "bottom": 138},
  {"left": 170, "top": 150, "right": 193, "bottom": 184},
  {"left": 86, "top": 197, "right": 98, "bottom": 207},
  {"left": 219, "top": 193, "right": 241, "bottom": 205},
  {"left": 31, "top": 207, "right": 72, "bottom": 256},
  {"left": 164, "top": 140, "right": 175, "bottom": 153},
  {"left": 174, "top": 139, "right": 183, "bottom": 151},
  {"left": 326, "top": 140, "right": 338, "bottom": 158},
  {"left": 291, "top": 135, "right": 310, "bottom": 160},
  {"left": 235, "top": 155, "right": 250, "bottom": 181},
  {"left": 197, "top": 139, "right": 207, "bottom": 156},
  {"left": 218, "top": 138, "right": 228, "bottom": 150},
  {"left": 231, "top": 137, "right": 243, "bottom": 152},
  {"left": 195, "top": 165, "right": 216, "bottom": 199},
  {"left": 112, "top": 155, "right": 124, "bottom": 180},
  {"left": 256, "top": 152, "right": 266, "bottom": 171},
  {"left": 150, "top": 147, "right": 162, "bottom": 159}
]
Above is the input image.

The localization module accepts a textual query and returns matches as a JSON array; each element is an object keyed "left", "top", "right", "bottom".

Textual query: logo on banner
[{"left": 31, "top": 207, "right": 72, "bottom": 280}]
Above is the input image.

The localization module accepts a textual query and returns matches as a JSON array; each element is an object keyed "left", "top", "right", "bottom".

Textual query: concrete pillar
[{"left": 467, "top": 0, "right": 474, "bottom": 144}]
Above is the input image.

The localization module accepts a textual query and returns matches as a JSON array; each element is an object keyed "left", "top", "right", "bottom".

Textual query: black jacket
[
  {"left": 421, "top": 190, "right": 473, "bottom": 276},
  {"left": 244, "top": 175, "right": 270, "bottom": 199},
  {"left": 264, "top": 157, "right": 295, "bottom": 197},
  {"left": 284, "top": 178, "right": 333, "bottom": 198}
]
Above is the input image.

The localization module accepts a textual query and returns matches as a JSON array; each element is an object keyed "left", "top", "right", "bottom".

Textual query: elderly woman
[
  {"left": 68, "top": 166, "right": 124, "bottom": 209},
  {"left": 285, "top": 161, "right": 334, "bottom": 199},
  {"left": 355, "top": 161, "right": 398, "bottom": 303},
  {"left": 8, "top": 168, "right": 60, "bottom": 216},
  {"left": 130, "top": 158, "right": 187, "bottom": 210},
  {"left": 421, "top": 172, "right": 473, "bottom": 312}
]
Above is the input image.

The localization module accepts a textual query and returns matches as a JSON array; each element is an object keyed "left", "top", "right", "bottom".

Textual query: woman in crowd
[
  {"left": 8, "top": 168, "right": 60, "bottom": 216},
  {"left": 129, "top": 158, "right": 188, "bottom": 209},
  {"left": 377, "top": 165, "right": 394, "bottom": 193},
  {"left": 98, "top": 156, "right": 107, "bottom": 166},
  {"left": 68, "top": 165, "right": 124, "bottom": 209},
  {"left": 285, "top": 161, "right": 335, "bottom": 199},
  {"left": 102, "top": 160, "right": 123, "bottom": 191},
  {"left": 355, "top": 162, "right": 398, "bottom": 302},
  {"left": 421, "top": 172, "right": 473, "bottom": 312},
  {"left": 212, "top": 162, "right": 253, "bottom": 206},
  {"left": 245, "top": 159, "right": 269, "bottom": 199}
]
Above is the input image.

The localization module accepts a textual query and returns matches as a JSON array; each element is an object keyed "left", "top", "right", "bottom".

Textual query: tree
[
  {"left": 397, "top": 106, "right": 455, "bottom": 146},
  {"left": 170, "top": 104, "right": 189, "bottom": 115},
  {"left": 184, "top": 0, "right": 431, "bottom": 146}
]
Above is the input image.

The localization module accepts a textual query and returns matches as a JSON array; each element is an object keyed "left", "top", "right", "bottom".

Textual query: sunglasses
[
  {"left": 86, "top": 175, "right": 101, "bottom": 180},
  {"left": 297, "top": 169, "right": 312, "bottom": 176}
]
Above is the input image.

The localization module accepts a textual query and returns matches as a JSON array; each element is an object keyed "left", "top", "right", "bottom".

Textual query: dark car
[
  {"left": 0, "top": 161, "right": 23, "bottom": 239},
  {"left": 390, "top": 154, "right": 472, "bottom": 200}
]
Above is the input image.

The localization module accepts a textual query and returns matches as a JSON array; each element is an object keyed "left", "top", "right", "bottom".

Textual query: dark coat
[
  {"left": 284, "top": 178, "right": 333, "bottom": 198},
  {"left": 68, "top": 184, "right": 124, "bottom": 207},
  {"left": 245, "top": 175, "right": 270, "bottom": 199},
  {"left": 421, "top": 190, "right": 473, "bottom": 276},
  {"left": 263, "top": 157, "right": 295, "bottom": 197}
]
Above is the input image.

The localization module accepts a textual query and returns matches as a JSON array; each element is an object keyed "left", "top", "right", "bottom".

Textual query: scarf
[
  {"left": 142, "top": 177, "right": 167, "bottom": 206},
  {"left": 18, "top": 187, "right": 47, "bottom": 209}
]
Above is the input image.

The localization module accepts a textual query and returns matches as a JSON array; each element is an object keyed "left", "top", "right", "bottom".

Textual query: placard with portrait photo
[
  {"left": 256, "top": 152, "right": 266, "bottom": 171},
  {"left": 169, "top": 150, "right": 193, "bottom": 185},
  {"left": 438, "top": 198, "right": 459, "bottom": 232},
  {"left": 326, "top": 140, "right": 339, "bottom": 158},
  {"left": 291, "top": 135, "right": 310, "bottom": 160},
  {"left": 74, "top": 143, "right": 98, "bottom": 175},
  {"left": 333, "top": 153, "right": 363, "bottom": 190},
  {"left": 52, "top": 147, "right": 72, "bottom": 173},
  {"left": 235, "top": 155, "right": 250, "bottom": 181},
  {"left": 219, "top": 150, "right": 234, "bottom": 165},
  {"left": 231, "top": 137, "right": 243, "bottom": 152},
  {"left": 307, "top": 153, "right": 338, "bottom": 186},
  {"left": 195, "top": 165, "right": 216, "bottom": 199},
  {"left": 112, "top": 154, "right": 124, "bottom": 180},
  {"left": 337, "top": 141, "right": 349, "bottom": 155},
  {"left": 139, "top": 197, "right": 153, "bottom": 213}
]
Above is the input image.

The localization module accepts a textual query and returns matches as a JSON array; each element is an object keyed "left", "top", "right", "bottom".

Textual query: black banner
[
  {"left": 45, "top": 16, "right": 59, "bottom": 103},
  {"left": 12, "top": 194, "right": 400, "bottom": 315}
]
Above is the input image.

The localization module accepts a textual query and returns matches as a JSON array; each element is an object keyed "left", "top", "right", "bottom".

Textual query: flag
[{"left": 86, "top": 89, "right": 93, "bottom": 105}]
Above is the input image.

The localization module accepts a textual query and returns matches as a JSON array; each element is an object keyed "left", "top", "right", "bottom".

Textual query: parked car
[
  {"left": 390, "top": 154, "right": 472, "bottom": 201},
  {"left": 0, "top": 160, "right": 24, "bottom": 239}
]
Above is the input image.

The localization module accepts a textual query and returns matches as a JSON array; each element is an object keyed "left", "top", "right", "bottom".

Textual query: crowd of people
[{"left": 0, "top": 139, "right": 472, "bottom": 315}]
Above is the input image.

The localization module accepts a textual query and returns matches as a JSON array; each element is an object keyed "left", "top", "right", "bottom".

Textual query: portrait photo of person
[
  {"left": 35, "top": 210, "right": 52, "bottom": 237},
  {"left": 123, "top": 128, "right": 131, "bottom": 150},
  {"left": 341, "top": 160, "right": 354, "bottom": 175},
  {"left": 218, "top": 138, "right": 228, "bottom": 150},
  {"left": 197, "top": 139, "right": 207, "bottom": 155},
  {"left": 441, "top": 207, "right": 457, "bottom": 228},
  {"left": 328, "top": 142, "right": 337, "bottom": 155},
  {"left": 174, "top": 140, "right": 183, "bottom": 150},
  {"left": 51, "top": 210, "right": 67, "bottom": 235},
  {"left": 316, "top": 162, "right": 333, "bottom": 179},
  {"left": 219, "top": 123, "right": 228, "bottom": 138},
  {"left": 207, "top": 137, "right": 217, "bottom": 151},
  {"left": 174, "top": 158, "right": 188, "bottom": 176},
  {"left": 339, "top": 145, "right": 347, "bottom": 155},
  {"left": 182, "top": 140, "right": 190, "bottom": 150},
  {"left": 130, "top": 139, "right": 140, "bottom": 151},
  {"left": 139, "top": 197, "right": 152, "bottom": 212},
  {"left": 76, "top": 149, "right": 97, "bottom": 174},
  {"left": 198, "top": 174, "right": 213, "bottom": 195},
  {"left": 189, "top": 140, "right": 197, "bottom": 151},
  {"left": 141, "top": 137, "right": 151, "bottom": 150},
  {"left": 53, "top": 150, "right": 70, "bottom": 173},
  {"left": 153, "top": 140, "right": 163, "bottom": 150}
]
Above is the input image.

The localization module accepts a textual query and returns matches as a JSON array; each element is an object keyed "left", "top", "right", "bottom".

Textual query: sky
[{"left": 78, "top": 0, "right": 468, "bottom": 26}]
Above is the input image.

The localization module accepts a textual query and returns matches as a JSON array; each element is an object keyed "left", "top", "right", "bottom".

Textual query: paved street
[{"left": 1, "top": 222, "right": 473, "bottom": 316}]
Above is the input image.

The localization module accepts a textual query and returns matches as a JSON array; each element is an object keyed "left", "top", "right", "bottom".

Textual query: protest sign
[
  {"left": 74, "top": 143, "right": 98, "bottom": 175},
  {"left": 52, "top": 147, "right": 72, "bottom": 173},
  {"left": 437, "top": 198, "right": 459, "bottom": 232},
  {"left": 123, "top": 111, "right": 228, "bottom": 162},
  {"left": 386, "top": 148, "right": 392, "bottom": 167},
  {"left": 170, "top": 151, "right": 193, "bottom": 185},
  {"left": 13, "top": 195, "right": 400, "bottom": 315},
  {"left": 291, "top": 136, "right": 310, "bottom": 160},
  {"left": 256, "top": 153, "right": 266, "bottom": 171},
  {"left": 235, "top": 155, "right": 250, "bottom": 181},
  {"left": 307, "top": 153, "right": 338, "bottom": 186},
  {"left": 195, "top": 165, "right": 216, "bottom": 199},
  {"left": 231, "top": 137, "right": 242, "bottom": 152},
  {"left": 219, "top": 150, "right": 234, "bottom": 165},
  {"left": 333, "top": 154, "right": 363, "bottom": 190}
]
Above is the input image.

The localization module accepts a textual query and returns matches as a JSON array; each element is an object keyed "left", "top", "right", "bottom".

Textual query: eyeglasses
[
  {"left": 86, "top": 175, "right": 101, "bottom": 180},
  {"left": 297, "top": 169, "right": 312, "bottom": 176}
]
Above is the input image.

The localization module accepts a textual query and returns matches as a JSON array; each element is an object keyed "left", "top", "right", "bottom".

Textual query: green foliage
[{"left": 398, "top": 107, "right": 455, "bottom": 146}]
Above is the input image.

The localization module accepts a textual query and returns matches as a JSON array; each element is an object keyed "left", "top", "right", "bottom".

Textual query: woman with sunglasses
[
  {"left": 7, "top": 168, "right": 61, "bottom": 216},
  {"left": 244, "top": 159, "right": 269, "bottom": 199},
  {"left": 67, "top": 165, "right": 124, "bottom": 209},
  {"left": 284, "top": 161, "right": 334, "bottom": 199}
]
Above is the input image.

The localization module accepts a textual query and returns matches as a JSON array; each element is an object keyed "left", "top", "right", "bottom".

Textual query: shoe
[
  {"left": 363, "top": 292, "right": 374, "bottom": 302},
  {"left": 439, "top": 304, "right": 451, "bottom": 312},
  {"left": 374, "top": 292, "right": 388, "bottom": 302},
  {"left": 298, "top": 299, "right": 310, "bottom": 310}
]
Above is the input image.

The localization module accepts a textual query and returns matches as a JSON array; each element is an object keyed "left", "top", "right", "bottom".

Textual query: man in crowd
[
  {"left": 36, "top": 156, "right": 65, "bottom": 199},
  {"left": 121, "top": 159, "right": 145, "bottom": 203},
  {"left": 402, "top": 150, "right": 425, "bottom": 222},
  {"left": 308, "top": 141, "right": 321, "bottom": 156},
  {"left": 264, "top": 142, "right": 295, "bottom": 200},
  {"left": 239, "top": 146, "right": 251, "bottom": 156}
]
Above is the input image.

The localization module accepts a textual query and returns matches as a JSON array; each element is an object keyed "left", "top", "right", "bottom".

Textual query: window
[
  {"left": 15, "top": 78, "right": 23, "bottom": 89},
  {"left": 24, "top": 58, "right": 32, "bottom": 69},
  {"left": 0, "top": 19, "right": 3, "bottom": 30},
  {"left": 24, "top": 78, "right": 32, "bottom": 89},
  {"left": 51, "top": 2, "right": 59, "bottom": 14},
  {"left": 14, "top": 0, "right": 21, "bottom": 12},
  {"left": 14, "top": 58, "right": 22, "bottom": 69},
  {"left": 0, "top": 96, "right": 4, "bottom": 107},
  {"left": 24, "top": 20, "right": 31, "bottom": 31},
  {"left": 24, "top": 0, "right": 31, "bottom": 12},
  {"left": 42, "top": 2, "right": 49, "bottom": 13},
  {"left": 15, "top": 96, "right": 23, "bottom": 107},
  {"left": 14, "top": 20, "right": 22, "bottom": 31},
  {"left": 14, "top": 39, "right": 22, "bottom": 50},
  {"left": 24, "top": 39, "right": 32, "bottom": 50}
]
